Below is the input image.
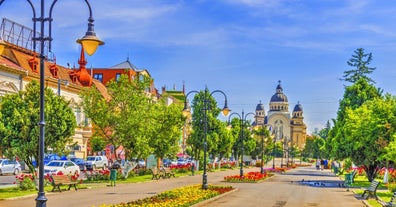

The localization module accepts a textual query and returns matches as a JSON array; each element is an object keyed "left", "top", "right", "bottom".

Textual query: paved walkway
[{"left": 0, "top": 164, "right": 366, "bottom": 207}]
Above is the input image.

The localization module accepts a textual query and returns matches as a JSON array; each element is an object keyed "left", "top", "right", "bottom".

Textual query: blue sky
[{"left": 2, "top": 0, "right": 396, "bottom": 134}]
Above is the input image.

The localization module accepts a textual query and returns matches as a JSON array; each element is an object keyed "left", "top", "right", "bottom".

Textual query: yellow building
[{"left": 253, "top": 81, "right": 307, "bottom": 150}]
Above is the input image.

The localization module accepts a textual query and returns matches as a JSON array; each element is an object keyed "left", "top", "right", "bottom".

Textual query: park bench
[
  {"left": 161, "top": 167, "right": 175, "bottom": 179},
  {"left": 51, "top": 175, "right": 78, "bottom": 192},
  {"left": 150, "top": 167, "right": 164, "bottom": 180},
  {"left": 379, "top": 191, "right": 396, "bottom": 207},
  {"left": 361, "top": 180, "right": 380, "bottom": 200}
]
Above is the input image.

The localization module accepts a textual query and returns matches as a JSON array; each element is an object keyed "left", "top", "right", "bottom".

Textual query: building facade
[{"left": 253, "top": 81, "right": 307, "bottom": 150}]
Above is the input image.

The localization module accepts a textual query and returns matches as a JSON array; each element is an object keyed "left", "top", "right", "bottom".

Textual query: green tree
[
  {"left": 341, "top": 48, "right": 376, "bottom": 84},
  {"left": 328, "top": 78, "right": 382, "bottom": 160},
  {"left": 343, "top": 95, "right": 396, "bottom": 181},
  {"left": 186, "top": 89, "right": 227, "bottom": 163},
  {"left": 80, "top": 74, "right": 153, "bottom": 160},
  {"left": 251, "top": 126, "right": 271, "bottom": 162},
  {"left": 211, "top": 120, "right": 232, "bottom": 161},
  {"left": 302, "top": 135, "right": 325, "bottom": 159},
  {"left": 228, "top": 117, "right": 256, "bottom": 162},
  {"left": 383, "top": 134, "right": 396, "bottom": 165},
  {"left": 149, "top": 98, "right": 185, "bottom": 162},
  {"left": 0, "top": 81, "right": 76, "bottom": 173}
]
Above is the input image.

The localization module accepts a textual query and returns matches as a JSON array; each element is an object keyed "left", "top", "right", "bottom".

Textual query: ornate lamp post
[
  {"left": 182, "top": 87, "right": 230, "bottom": 190},
  {"left": 259, "top": 126, "right": 269, "bottom": 174},
  {"left": 0, "top": 1, "right": 103, "bottom": 206},
  {"left": 228, "top": 110, "right": 255, "bottom": 177},
  {"left": 272, "top": 131, "right": 276, "bottom": 169},
  {"left": 260, "top": 128, "right": 265, "bottom": 174}
]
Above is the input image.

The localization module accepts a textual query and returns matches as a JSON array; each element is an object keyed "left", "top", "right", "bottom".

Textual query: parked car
[
  {"left": 138, "top": 159, "right": 146, "bottom": 168},
  {"left": 44, "top": 160, "right": 80, "bottom": 175},
  {"left": 70, "top": 158, "right": 85, "bottom": 171},
  {"left": 177, "top": 158, "right": 186, "bottom": 166},
  {"left": 0, "top": 159, "right": 21, "bottom": 175},
  {"left": 32, "top": 153, "right": 63, "bottom": 167},
  {"left": 162, "top": 159, "right": 172, "bottom": 167},
  {"left": 85, "top": 156, "right": 108, "bottom": 170}
]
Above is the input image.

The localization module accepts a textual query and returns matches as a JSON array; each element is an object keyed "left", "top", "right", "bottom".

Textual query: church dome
[
  {"left": 293, "top": 102, "right": 303, "bottom": 112},
  {"left": 270, "top": 81, "right": 288, "bottom": 103},
  {"left": 256, "top": 102, "right": 265, "bottom": 111}
]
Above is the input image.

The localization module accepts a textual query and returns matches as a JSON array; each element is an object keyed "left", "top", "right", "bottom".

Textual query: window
[
  {"left": 75, "top": 107, "right": 81, "bottom": 125},
  {"left": 93, "top": 73, "right": 103, "bottom": 82},
  {"left": 116, "top": 73, "right": 121, "bottom": 81}
]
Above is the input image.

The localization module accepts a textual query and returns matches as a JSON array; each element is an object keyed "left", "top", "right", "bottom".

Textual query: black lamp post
[
  {"left": 182, "top": 87, "right": 230, "bottom": 190},
  {"left": 280, "top": 137, "right": 284, "bottom": 167},
  {"left": 272, "top": 130, "right": 275, "bottom": 169},
  {"left": 228, "top": 110, "right": 255, "bottom": 177},
  {"left": 260, "top": 126, "right": 266, "bottom": 174},
  {"left": 260, "top": 129, "right": 264, "bottom": 174},
  {"left": 0, "top": 1, "right": 103, "bottom": 207}
]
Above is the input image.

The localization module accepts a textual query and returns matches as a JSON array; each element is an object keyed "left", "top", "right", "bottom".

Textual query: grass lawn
[{"left": 347, "top": 175, "right": 394, "bottom": 207}]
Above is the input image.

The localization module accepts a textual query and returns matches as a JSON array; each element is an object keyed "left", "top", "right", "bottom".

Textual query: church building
[{"left": 253, "top": 81, "right": 307, "bottom": 150}]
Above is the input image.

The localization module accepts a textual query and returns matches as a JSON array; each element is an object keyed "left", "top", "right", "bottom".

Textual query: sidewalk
[{"left": 0, "top": 162, "right": 366, "bottom": 207}]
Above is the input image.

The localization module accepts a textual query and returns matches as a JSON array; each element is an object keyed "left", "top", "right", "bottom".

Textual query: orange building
[{"left": 89, "top": 58, "right": 159, "bottom": 99}]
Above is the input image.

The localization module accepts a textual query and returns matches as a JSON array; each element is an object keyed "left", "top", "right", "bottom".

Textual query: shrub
[
  {"left": 224, "top": 171, "right": 269, "bottom": 183},
  {"left": 15, "top": 174, "right": 35, "bottom": 190}
]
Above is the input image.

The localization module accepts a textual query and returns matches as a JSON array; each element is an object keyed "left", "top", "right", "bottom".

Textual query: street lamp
[
  {"left": 259, "top": 126, "right": 268, "bottom": 174},
  {"left": 272, "top": 133, "right": 276, "bottom": 169},
  {"left": 57, "top": 79, "right": 69, "bottom": 96},
  {"left": 182, "top": 87, "right": 230, "bottom": 190},
  {"left": 228, "top": 110, "right": 255, "bottom": 177},
  {"left": 0, "top": 1, "right": 103, "bottom": 207}
]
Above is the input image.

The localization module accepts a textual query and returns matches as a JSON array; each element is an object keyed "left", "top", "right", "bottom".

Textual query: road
[
  {"left": 197, "top": 167, "right": 365, "bottom": 207},
  {"left": 0, "top": 163, "right": 366, "bottom": 207},
  {"left": 0, "top": 175, "right": 16, "bottom": 188}
]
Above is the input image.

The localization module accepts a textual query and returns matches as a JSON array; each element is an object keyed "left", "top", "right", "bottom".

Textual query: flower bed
[
  {"left": 224, "top": 171, "right": 271, "bottom": 183},
  {"left": 95, "top": 184, "right": 233, "bottom": 207}
]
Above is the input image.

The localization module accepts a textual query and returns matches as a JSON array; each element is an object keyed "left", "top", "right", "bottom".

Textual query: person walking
[{"left": 320, "top": 159, "right": 324, "bottom": 171}]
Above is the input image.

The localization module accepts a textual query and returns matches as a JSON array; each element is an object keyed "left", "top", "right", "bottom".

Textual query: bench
[
  {"left": 51, "top": 175, "right": 78, "bottom": 192},
  {"left": 150, "top": 168, "right": 164, "bottom": 180},
  {"left": 379, "top": 192, "right": 396, "bottom": 207},
  {"left": 361, "top": 180, "right": 380, "bottom": 200},
  {"left": 161, "top": 167, "right": 175, "bottom": 179}
]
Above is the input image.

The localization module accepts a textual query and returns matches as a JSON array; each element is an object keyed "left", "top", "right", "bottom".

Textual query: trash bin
[
  {"left": 110, "top": 169, "right": 117, "bottom": 187},
  {"left": 334, "top": 167, "right": 339, "bottom": 175},
  {"left": 191, "top": 163, "right": 195, "bottom": 176},
  {"left": 344, "top": 173, "right": 353, "bottom": 191}
]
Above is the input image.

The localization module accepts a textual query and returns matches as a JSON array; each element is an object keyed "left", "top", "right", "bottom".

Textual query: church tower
[
  {"left": 254, "top": 101, "right": 266, "bottom": 126},
  {"left": 290, "top": 102, "right": 307, "bottom": 150}
]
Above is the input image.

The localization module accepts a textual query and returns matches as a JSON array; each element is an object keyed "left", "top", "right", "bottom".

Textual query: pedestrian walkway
[{"left": 0, "top": 163, "right": 366, "bottom": 207}]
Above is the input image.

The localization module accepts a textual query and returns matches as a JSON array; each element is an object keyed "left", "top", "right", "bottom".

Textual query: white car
[
  {"left": 0, "top": 159, "right": 21, "bottom": 175},
  {"left": 44, "top": 160, "right": 80, "bottom": 175}
]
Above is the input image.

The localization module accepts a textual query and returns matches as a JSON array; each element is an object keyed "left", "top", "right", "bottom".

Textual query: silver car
[
  {"left": 44, "top": 160, "right": 80, "bottom": 175},
  {"left": 0, "top": 159, "right": 22, "bottom": 175}
]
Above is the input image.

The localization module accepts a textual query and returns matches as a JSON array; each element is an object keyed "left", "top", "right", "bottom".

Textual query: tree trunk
[{"left": 363, "top": 164, "right": 379, "bottom": 182}]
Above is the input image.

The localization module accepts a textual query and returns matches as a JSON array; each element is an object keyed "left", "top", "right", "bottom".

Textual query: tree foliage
[
  {"left": 342, "top": 95, "right": 396, "bottom": 181},
  {"left": 329, "top": 78, "right": 382, "bottom": 160},
  {"left": 341, "top": 48, "right": 376, "bottom": 84},
  {"left": 186, "top": 89, "right": 230, "bottom": 162},
  {"left": 149, "top": 97, "right": 185, "bottom": 161},
  {"left": 0, "top": 81, "right": 76, "bottom": 173},
  {"left": 81, "top": 75, "right": 153, "bottom": 160}
]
